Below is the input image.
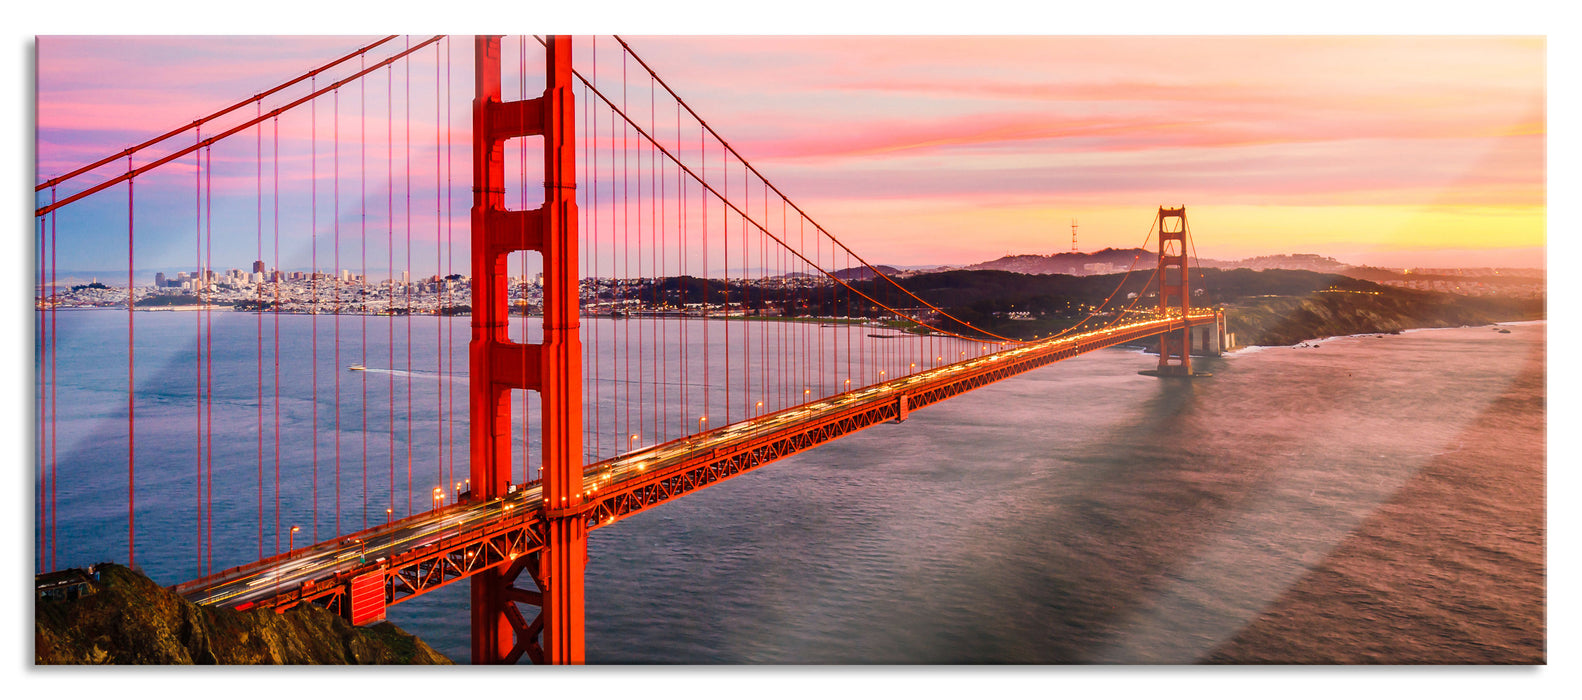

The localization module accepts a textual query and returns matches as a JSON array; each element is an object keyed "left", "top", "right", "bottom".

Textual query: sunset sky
[
  {"left": 34, "top": 33, "right": 1545, "bottom": 273},
  {"left": 9, "top": 5, "right": 1578, "bottom": 694}
]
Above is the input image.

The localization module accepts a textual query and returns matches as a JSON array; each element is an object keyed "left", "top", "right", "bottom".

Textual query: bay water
[{"left": 35, "top": 310, "right": 1545, "bottom": 663}]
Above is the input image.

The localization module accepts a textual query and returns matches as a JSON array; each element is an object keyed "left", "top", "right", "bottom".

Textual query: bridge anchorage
[{"left": 1138, "top": 206, "right": 1225, "bottom": 378}]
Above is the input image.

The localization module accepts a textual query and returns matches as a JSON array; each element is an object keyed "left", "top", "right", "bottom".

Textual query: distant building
[
  {"left": 253, "top": 260, "right": 266, "bottom": 274},
  {"left": 36, "top": 566, "right": 99, "bottom": 602},
  {"left": 154, "top": 272, "right": 166, "bottom": 287}
]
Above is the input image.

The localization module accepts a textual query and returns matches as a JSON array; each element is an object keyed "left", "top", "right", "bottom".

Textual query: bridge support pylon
[
  {"left": 470, "top": 34, "right": 585, "bottom": 664},
  {"left": 1147, "top": 205, "right": 1196, "bottom": 377}
]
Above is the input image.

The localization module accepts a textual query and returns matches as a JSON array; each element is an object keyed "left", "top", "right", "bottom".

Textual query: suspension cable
[
  {"left": 601, "top": 35, "right": 1022, "bottom": 344},
  {"left": 37, "top": 36, "right": 400, "bottom": 192},
  {"left": 36, "top": 36, "right": 443, "bottom": 219},
  {"left": 543, "top": 35, "right": 1020, "bottom": 345}
]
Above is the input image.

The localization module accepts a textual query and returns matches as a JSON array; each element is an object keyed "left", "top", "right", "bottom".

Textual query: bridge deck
[{"left": 176, "top": 312, "right": 1217, "bottom": 613}]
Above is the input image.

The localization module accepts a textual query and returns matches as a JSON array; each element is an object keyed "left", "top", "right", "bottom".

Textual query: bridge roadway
[{"left": 175, "top": 311, "right": 1218, "bottom": 615}]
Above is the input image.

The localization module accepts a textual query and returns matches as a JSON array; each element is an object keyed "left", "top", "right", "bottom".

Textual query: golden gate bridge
[{"left": 35, "top": 35, "right": 1222, "bottom": 664}]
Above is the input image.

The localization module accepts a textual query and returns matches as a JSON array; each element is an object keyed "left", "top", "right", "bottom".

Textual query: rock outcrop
[{"left": 35, "top": 564, "right": 451, "bottom": 665}]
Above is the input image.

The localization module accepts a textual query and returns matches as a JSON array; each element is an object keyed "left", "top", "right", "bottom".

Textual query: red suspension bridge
[{"left": 35, "top": 35, "right": 1222, "bottom": 664}]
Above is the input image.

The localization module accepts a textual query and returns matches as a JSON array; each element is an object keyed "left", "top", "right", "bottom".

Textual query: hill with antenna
[
  {"left": 966, "top": 248, "right": 1168, "bottom": 276},
  {"left": 962, "top": 250, "right": 1379, "bottom": 277}
]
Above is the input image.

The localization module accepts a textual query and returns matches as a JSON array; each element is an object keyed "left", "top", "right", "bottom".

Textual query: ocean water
[{"left": 35, "top": 312, "right": 1545, "bottom": 663}]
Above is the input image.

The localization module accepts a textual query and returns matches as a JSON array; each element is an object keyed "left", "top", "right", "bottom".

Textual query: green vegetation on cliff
[
  {"left": 832, "top": 268, "right": 1542, "bottom": 345},
  {"left": 135, "top": 293, "right": 205, "bottom": 307},
  {"left": 1219, "top": 287, "right": 1538, "bottom": 347},
  {"left": 1203, "top": 269, "right": 1542, "bottom": 346},
  {"left": 35, "top": 564, "right": 451, "bottom": 665}
]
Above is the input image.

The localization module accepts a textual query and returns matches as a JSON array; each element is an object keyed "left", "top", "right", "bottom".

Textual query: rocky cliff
[{"left": 35, "top": 564, "right": 451, "bottom": 665}]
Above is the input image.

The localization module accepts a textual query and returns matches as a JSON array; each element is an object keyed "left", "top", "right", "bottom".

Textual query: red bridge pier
[{"left": 469, "top": 34, "right": 585, "bottom": 665}]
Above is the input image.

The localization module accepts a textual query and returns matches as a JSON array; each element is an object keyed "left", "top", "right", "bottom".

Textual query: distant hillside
[
  {"left": 36, "top": 564, "right": 451, "bottom": 665},
  {"left": 962, "top": 250, "right": 1545, "bottom": 289},
  {"left": 963, "top": 249, "right": 1537, "bottom": 279},
  {"left": 966, "top": 248, "right": 1155, "bottom": 275},
  {"left": 1230, "top": 253, "right": 1351, "bottom": 273},
  {"left": 844, "top": 267, "right": 1542, "bottom": 346},
  {"left": 830, "top": 264, "right": 904, "bottom": 281},
  {"left": 964, "top": 250, "right": 1362, "bottom": 276}
]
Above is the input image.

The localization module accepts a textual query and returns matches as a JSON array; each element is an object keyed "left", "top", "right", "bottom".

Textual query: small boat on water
[{"left": 349, "top": 365, "right": 367, "bottom": 371}]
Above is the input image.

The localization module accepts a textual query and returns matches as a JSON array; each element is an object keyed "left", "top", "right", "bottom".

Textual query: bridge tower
[
  {"left": 470, "top": 35, "right": 585, "bottom": 664},
  {"left": 1155, "top": 206, "right": 1192, "bottom": 376}
]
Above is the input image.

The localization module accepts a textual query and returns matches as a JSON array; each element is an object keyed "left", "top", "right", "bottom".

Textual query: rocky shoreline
[{"left": 35, "top": 564, "right": 451, "bottom": 665}]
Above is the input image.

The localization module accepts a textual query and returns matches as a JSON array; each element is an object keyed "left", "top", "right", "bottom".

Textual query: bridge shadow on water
[
  {"left": 939, "top": 358, "right": 1267, "bottom": 663},
  {"left": 577, "top": 352, "right": 1271, "bottom": 664},
  {"left": 947, "top": 329, "right": 1545, "bottom": 664}
]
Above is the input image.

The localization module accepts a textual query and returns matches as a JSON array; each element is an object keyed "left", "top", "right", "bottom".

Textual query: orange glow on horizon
[{"left": 34, "top": 35, "right": 1545, "bottom": 271}]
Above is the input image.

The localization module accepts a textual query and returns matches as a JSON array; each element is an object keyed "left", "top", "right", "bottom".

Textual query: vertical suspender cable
[
  {"left": 589, "top": 40, "right": 598, "bottom": 462},
  {"left": 518, "top": 35, "right": 527, "bottom": 484},
  {"left": 51, "top": 192, "right": 59, "bottom": 571},
  {"left": 626, "top": 53, "right": 639, "bottom": 449},
  {"left": 583, "top": 71, "right": 591, "bottom": 469},
  {"left": 49, "top": 195, "right": 58, "bottom": 572},
  {"left": 311, "top": 82, "right": 320, "bottom": 545},
  {"left": 127, "top": 168, "right": 136, "bottom": 569},
  {"left": 652, "top": 76, "right": 661, "bottom": 443},
  {"left": 592, "top": 37, "right": 599, "bottom": 462},
  {"left": 388, "top": 63, "right": 396, "bottom": 517},
  {"left": 205, "top": 145, "right": 214, "bottom": 571},
  {"left": 256, "top": 101, "right": 264, "bottom": 560},
  {"left": 435, "top": 42, "right": 444, "bottom": 501},
  {"left": 34, "top": 213, "right": 42, "bottom": 571},
  {"left": 739, "top": 160, "right": 746, "bottom": 417},
  {"left": 519, "top": 36, "right": 528, "bottom": 483},
  {"left": 445, "top": 38, "right": 456, "bottom": 500},
  {"left": 722, "top": 138, "right": 728, "bottom": 427},
  {"left": 194, "top": 128, "right": 204, "bottom": 573},
  {"left": 677, "top": 100, "right": 686, "bottom": 440},
  {"left": 360, "top": 59, "right": 369, "bottom": 531},
  {"left": 762, "top": 182, "right": 768, "bottom": 408},
  {"left": 273, "top": 116, "right": 281, "bottom": 554},
  {"left": 700, "top": 121, "right": 707, "bottom": 432},
  {"left": 405, "top": 38, "right": 414, "bottom": 516},
  {"left": 620, "top": 51, "right": 628, "bottom": 452},
  {"left": 36, "top": 207, "right": 45, "bottom": 571},
  {"left": 39, "top": 206, "right": 51, "bottom": 571},
  {"left": 334, "top": 86, "right": 342, "bottom": 538}
]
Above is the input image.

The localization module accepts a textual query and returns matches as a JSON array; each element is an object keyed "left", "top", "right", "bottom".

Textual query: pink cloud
[{"left": 35, "top": 35, "right": 1546, "bottom": 271}]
